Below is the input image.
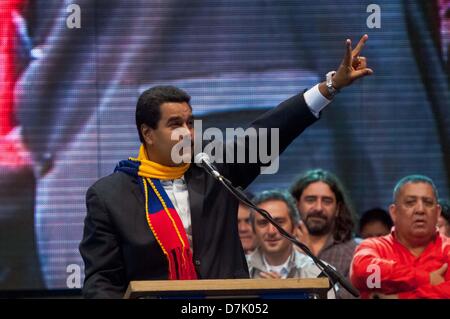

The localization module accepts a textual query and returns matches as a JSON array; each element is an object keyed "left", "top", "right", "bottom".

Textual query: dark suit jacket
[{"left": 79, "top": 92, "right": 317, "bottom": 298}]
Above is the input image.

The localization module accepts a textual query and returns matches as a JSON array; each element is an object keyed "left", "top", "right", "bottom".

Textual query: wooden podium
[{"left": 124, "top": 278, "right": 329, "bottom": 299}]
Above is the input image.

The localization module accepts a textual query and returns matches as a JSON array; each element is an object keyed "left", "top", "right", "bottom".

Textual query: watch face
[
  {"left": 326, "top": 83, "right": 337, "bottom": 96},
  {"left": 326, "top": 72, "right": 338, "bottom": 93}
]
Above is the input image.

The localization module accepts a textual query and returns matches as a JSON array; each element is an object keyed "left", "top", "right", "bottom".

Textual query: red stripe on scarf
[{"left": 147, "top": 206, "right": 197, "bottom": 280}]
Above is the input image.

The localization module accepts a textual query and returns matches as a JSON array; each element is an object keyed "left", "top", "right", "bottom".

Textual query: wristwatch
[{"left": 326, "top": 71, "right": 339, "bottom": 98}]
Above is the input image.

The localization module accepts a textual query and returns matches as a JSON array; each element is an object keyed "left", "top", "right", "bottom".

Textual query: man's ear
[
  {"left": 436, "top": 204, "right": 442, "bottom": 219},
  {"left": 141, "top": 124, "right": 153, "bottom": 146},
  {"left": 389, "top": 204, "right": 397, "bottom": 224}
]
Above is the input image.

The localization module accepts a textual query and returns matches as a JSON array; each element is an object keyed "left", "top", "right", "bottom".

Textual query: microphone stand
[{"left": 205, "top": 167, "right": 360, "bottom": 298}]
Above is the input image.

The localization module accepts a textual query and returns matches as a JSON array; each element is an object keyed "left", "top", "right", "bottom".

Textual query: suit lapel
[
  {"left": 129, "top": 175, "right": 145, "bottom": 206},
  {"left": 185, "top": 165, "right": 206, "bottom": 255}
]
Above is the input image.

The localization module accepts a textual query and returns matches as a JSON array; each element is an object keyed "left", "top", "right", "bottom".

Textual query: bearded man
[{"left": 290, "top": 169, "right": 358, "bottom": 298}]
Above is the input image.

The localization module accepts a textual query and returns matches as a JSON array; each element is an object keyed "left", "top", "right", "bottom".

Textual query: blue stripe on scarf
[
  {"left": 115, "top": 159, "right": 176, "bottom": 214},
  {"left": 152, "top": 178, "right": 175, "bottom": 212},
  {"left": 115, "top": 159, "right": 140, "bottom": 177}
]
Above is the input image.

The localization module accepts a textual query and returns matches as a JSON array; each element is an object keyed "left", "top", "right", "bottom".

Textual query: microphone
[
  {"left": 195, "top": 154, "right": 359, "bottom": 297},
  {"left": 194, "top": 153, "right": 221, "bottom": 180}
]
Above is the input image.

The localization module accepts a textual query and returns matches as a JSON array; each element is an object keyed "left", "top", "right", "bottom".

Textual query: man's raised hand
[{"left": 332, "top": 34, "right": 374, "bottom": 90}]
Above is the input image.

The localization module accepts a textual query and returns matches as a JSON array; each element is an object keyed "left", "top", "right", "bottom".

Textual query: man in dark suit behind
[{"left": 79, "top": 35, "right": 373, "bottom": 298}]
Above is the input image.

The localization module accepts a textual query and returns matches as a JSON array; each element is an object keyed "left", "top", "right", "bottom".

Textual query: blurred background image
[{"left": 0, "top": 0, "right": 448, "bottom": 292}]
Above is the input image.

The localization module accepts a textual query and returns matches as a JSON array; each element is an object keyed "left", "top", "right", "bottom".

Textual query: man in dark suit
[{"left": 79, "top": 35, "right": 372, "bottom": 298}]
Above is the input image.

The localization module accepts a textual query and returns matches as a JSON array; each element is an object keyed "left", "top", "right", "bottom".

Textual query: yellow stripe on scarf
[{"left": 130, "top": 145, "right": 190, "bottom": 180}]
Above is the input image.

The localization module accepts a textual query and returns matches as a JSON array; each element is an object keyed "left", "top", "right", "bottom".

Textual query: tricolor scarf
[{"left": 115, "top": 145, "right": 197, "bottom": 280}]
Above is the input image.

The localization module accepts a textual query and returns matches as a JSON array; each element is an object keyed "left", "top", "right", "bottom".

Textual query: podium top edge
[{"left": 124, "top": 278, "right": 329, "bottom": 298}]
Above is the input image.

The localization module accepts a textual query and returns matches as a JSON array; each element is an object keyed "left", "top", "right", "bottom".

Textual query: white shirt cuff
[{"left": 304, "top": 83, "right": 332, "bottom": 118}]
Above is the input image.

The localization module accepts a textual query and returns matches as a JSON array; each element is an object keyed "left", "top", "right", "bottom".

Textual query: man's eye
[{"left": 257, "top": 220, "right": 268, "bottom": 227}]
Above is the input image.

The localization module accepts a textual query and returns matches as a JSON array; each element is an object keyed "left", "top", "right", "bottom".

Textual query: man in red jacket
[{"left": 350, "top": 175, "right": 450, "bottom": 298}]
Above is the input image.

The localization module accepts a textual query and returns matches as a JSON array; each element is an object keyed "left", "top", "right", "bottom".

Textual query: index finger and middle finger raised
[
  {"left": 352, "top": 34, "right": 368, "bottom": 58},
  {"left": 344, "top": 34, "right": 369, "bottom": 66}
]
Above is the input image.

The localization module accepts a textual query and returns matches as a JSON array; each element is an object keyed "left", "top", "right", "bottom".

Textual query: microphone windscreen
[{"left": 194, "top": 152, "right": 210, "bottom": 166}]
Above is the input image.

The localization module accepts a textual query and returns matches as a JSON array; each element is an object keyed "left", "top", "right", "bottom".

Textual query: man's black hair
[
  {"left": 135, "top": 86, "right": 191, "bottom": 143},
  {"left": 359, "top": 207, "right": 393, "bottom": 234}
]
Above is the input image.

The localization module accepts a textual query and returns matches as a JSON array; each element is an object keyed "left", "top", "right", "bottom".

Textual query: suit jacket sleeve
[
  {"left": 221, "top": 92, "right": 318, "bottom": 188},
  {"left": 79, "top": 186, "right": 127, "bottom": 298}
]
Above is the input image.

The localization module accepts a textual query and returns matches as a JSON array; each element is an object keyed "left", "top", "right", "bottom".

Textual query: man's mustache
[{"left": 305, "top": 211, "right": 328, "bottom": 222}]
